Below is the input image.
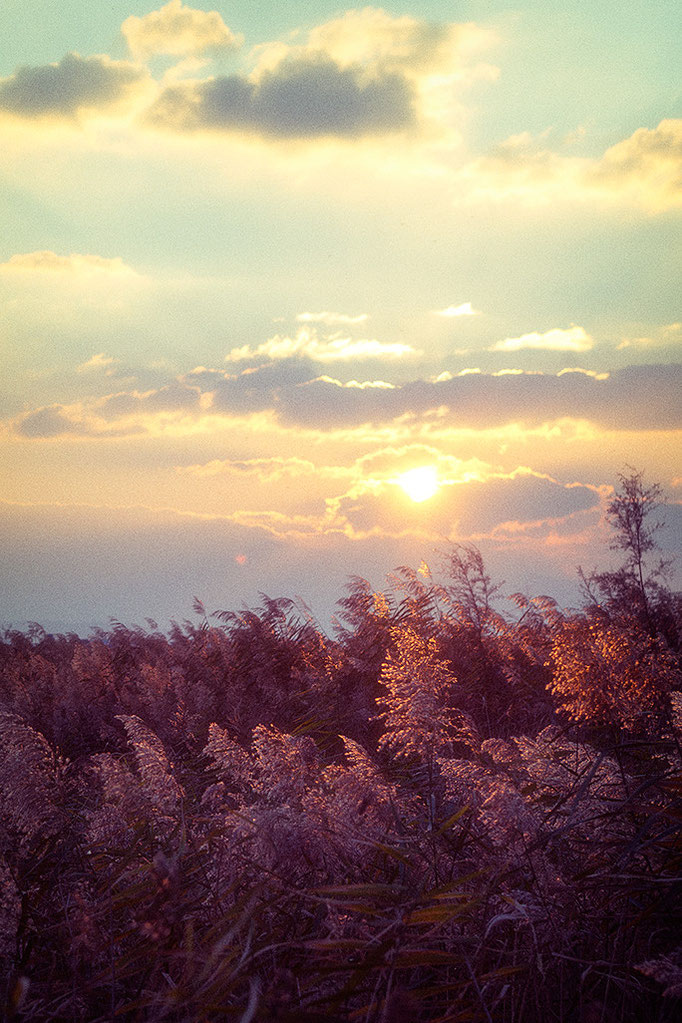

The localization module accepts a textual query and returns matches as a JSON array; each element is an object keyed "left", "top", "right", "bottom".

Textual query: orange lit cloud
[
  {"left": 0, "top": 251, "right": 140, "bottom": 278},
  {"left": 353, "top": 445, "right": 490, "bottom": 484},
  {"left": 324, "top": 470, "right": 602, "bottom": 543}
]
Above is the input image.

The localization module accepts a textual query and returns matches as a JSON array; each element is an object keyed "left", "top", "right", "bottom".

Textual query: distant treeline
[{"left": 0, "top": 471, "right": 681, "bottom": 1021}]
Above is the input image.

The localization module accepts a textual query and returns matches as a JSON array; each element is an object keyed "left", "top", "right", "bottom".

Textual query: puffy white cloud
[
  {"left": 492, "top": 326, "right": 593, "bottom": 353},
  {"left": 225, "top": 327, "right": 418, "bottom": 363},
  {"left": 433, "top": 302, "right": 478, "bottom": 317},
  {"left": 122, "top": 0, "right": 243, "bottom": 60},
  {"left": 313, "top": 376, "right": 396, "bottom": 390}
]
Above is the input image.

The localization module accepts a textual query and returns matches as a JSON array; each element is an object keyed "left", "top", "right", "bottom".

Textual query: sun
[{"left": 398, "top": 466, "right": 440, "bottom": 503}]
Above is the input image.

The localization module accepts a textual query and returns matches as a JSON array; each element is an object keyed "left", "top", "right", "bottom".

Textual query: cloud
[
  {"left": 96, "top": 382, "right": 202, "bottom": 420},
  {"left": 261, "top": 9, "right": 479, "bottom": 76},
  {"left": 458, "top": 474, "right": 601, "bottom": 538},
  {"left": 15, "top": 406, "right": 86, "bottom": 439},
  {"left": 5, "top": 495, "right": 681, "bottom": 633},
  {"left": 209, "top": 361, "right": 676, "bottom": 434},
  {"left": 296, "top": 311, "right": 369, "bottom": 326},
  {"left": 194, "top": 358, "right": 315, "bottom": 417},
  {"left": 145, "top": 9, "right": 496, "bottom": 141},
  {"left": 76, "top": 353, "right": 118, "bottom": 375},
  {"left": 491, "top": 326, "right": 593, "bottom": 353},
  {"left": 0, "top": 52, "right": 149, "bottom": 120},
  {"left": 354, "top": 445, "right": 489, "bottom": 482},
  {"left": 0, "top": 9, "right": 493, "bottom": 146},
  {"left": 616, "top": 322, "right": 682, "bottom": 351},
  {"left": 270, "top": 363, "right": 682, "bottom": 432},
  {"left": 314, "top": 376, "right": 396, "bottom": 390},
  {"left": 460, "top": 120, "right": 682, "bottom": 212},
  {"left": 230, "top": 509, "right": 324, "bottom": 536},
  {"left": 178, "top": 456, "right": 316, "bottom": 480},
  {"left": 327, "top": 469, "right": 601, "bottom": 542},
  {"left": 587, "top": 119, "right": 682, "bottom": 211},
  {"left": 12, "top": 402, "right": 141, "bottom": 439},
  {"left": 122, "top": 0, "right": 242, "bottom": 61},
  {"left": 177, "top": 455, "right": 347, "bottom": 484},
  {"left": 11, "top": 363, "right": 681, "bottom": 442},
  {"left": 12, "top": 382, "right": 203, "bottom": 439},
  {"left": 225, "top": 327, "right": 418, "bottom": 363},
  {"left": 434, "top": 303, "right": 478, "bottom": 317},
  {"left": 146, "top": 54, "right": 415, "bottom": 139},
  {"left": 0, "top": 251, "right": 139, "bottom": 277},
  {"left": 0, "top": 499, "right": 426, "bottom": 631},
  {"left": 458, "top": 131, "right": 580, "bottom": 203}
]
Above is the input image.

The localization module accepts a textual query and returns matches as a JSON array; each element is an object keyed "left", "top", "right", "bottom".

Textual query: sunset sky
[{"left": 1, "top": 0, "right": 680, "bottom": 633}]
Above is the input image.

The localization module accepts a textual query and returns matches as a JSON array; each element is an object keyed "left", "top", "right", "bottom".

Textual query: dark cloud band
[
  {"left": 13, "top": 364, "right": 682, "bottom": 438},
  {"left": 0, "top": 52, "right": 147, "bottom": 119},
  {"left": 212, "top": 363, "right": 682, "bottom": 432},
  {"left": 147, "top": 56, "right": 415, "bottom": 139}
]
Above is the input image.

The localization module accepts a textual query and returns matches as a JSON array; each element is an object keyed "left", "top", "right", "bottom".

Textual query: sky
[{"left": 1, "top": 0, "right": 681, "bottom": 634}]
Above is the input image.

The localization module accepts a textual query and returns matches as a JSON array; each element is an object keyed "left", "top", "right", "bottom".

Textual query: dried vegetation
[{"left": 0, "top": 472, "right": 681, "bottom": 1021}]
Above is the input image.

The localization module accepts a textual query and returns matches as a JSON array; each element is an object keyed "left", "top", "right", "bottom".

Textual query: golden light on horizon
[{"left": 397, "top": 465, "right": 440, "bottom": 503}]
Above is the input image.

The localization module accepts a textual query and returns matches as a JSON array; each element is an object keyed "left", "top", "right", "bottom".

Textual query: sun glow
[{"left": 398, "top": 465, "right": 440, "bottom": 503}]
